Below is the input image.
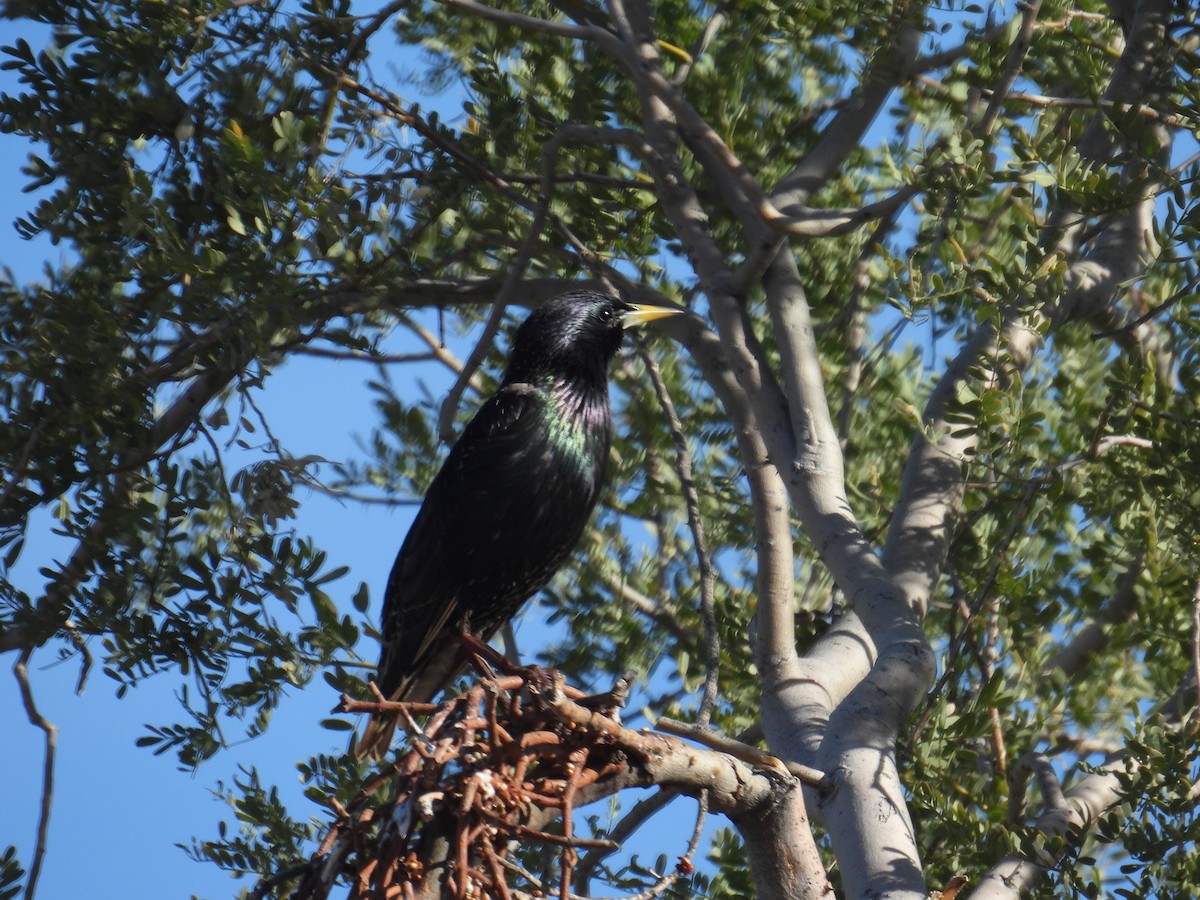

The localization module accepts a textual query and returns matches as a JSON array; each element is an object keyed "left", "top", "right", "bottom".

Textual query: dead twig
[
  {"left": 295, "top": 667, "right": 787, "bottom": 899},
  {"left": 15, "top": 646, "right": 57, "bottom": 900},
  {"left": 635, "top": 344, "right": 720, "bottom": 726}
]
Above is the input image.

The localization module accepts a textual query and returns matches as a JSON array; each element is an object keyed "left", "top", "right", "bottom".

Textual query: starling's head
[{"left": 504, "top": 291, "right": 681, "bottom": 386}]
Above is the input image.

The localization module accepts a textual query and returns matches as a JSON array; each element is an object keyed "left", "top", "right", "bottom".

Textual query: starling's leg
[
  {"left": 453, "top": 630, "right": 555, "bottom": 690},
  {"left": 454, "top": 630, "right": 510, "bottom": 674}
]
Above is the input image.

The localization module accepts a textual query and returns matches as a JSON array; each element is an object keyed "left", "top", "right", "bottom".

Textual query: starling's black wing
[
  {"left": 372, "top": 380, "right": 599, "bottom": 708},
  {"left": 357, "top": 384, "right": 558, "bottom": 760}
]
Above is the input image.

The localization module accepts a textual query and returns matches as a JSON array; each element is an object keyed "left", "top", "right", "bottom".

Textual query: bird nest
[{"left": 275, "top": 670, "right": 700, "bottom": 900}]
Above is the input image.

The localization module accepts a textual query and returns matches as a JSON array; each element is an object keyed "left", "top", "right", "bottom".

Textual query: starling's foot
[{"left": 516, "top": 663, "right": 555, "bottom": 694}]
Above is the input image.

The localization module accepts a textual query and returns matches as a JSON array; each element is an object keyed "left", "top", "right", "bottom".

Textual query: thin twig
[
  {"left": 977, "top": 0, "right": 1044, "bottom": 137},
  {"left": 61, "top": 619, "right": 92, "bottom": 695},
  {"left": 249, "top": 862, "right": 314, "bottom": 900},
  {"left": 614, "top": 791, "right": 708, "bottom": 900},
  {"left": 558, "top": 745, "right": 588, "bottom": 900},
  {"left": 0, "top": 420, "right": 46, "bottom": 513},
  {"left": 590, "top": 560, "right": 693, "bottom": 644},
  {"left": 394, "top": 313, "right": 478, "bottom": 382},
  {"left": 573, "top": 789, "right": 675, "bottom": 894},
  {"left": 15, "top": 646, "right": 57, "bottom": 900},
  {"left": 1191, "top": 582, "right": 1200, "bottom": 729},
  {"left": 304, "top": 483, "right": 423, "bottom": 506},
  {"left": 981, "top": 88, "right": 1184, "bottom": 127},
  {"left": 480, "top": 835, "right": 516, "bottom": 900},
  {"left": 1090, "top": 270, "right": 1200, "bottom": 339},
  {"left": 636, "top": 344, "right": 720, "bottom": 725},
  {"left": 437, "top": 302, "right": 509, "bottom": 444},
  {"left": 655, "top": 716, "right": 829, "bottom": 789},
  {"left": 838, "top": 206, "right": 907, "bottom": 446},
  {"left": 670, "top": 3, "right": 726, "bottom": 85},
  {"left": 479, "top": 809, "right": 618, "bottom": 850},
  {"left": 292, "top": 345, "right": 440, "bottom": 364},
  {"left": 310, "top": 0, "right": 413, "bottom": 161},
  {"left": 436, "top": 117, "right": 593, "bottom": 442},
  {"left": 909, "top": 14, "right": 1026, "bottom": 73}
]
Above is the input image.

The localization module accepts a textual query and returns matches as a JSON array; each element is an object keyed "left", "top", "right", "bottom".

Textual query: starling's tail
[
  {"left": 353, "top": 670, "right": 422, "bottom": 762},
  {"left": 354, "top": 713, "right": 398, "bottom": 762},
  {"left": 351, "top": 646, "right": 479, "bottom": 760}
]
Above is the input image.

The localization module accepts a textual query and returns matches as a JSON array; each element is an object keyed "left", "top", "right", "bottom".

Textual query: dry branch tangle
[{"left": 283, "top": 673, "right": 821, "bottom": 899}]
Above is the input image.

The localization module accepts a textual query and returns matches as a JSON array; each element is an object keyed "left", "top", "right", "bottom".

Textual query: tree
[{"left": 2, "top": 0, "right": 1199, "bottom": 897}]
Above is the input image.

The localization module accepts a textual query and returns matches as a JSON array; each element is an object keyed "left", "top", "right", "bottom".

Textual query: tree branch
[
  {"left": 435, "top": 0, "right": 594, "bottom": 40},
  {"left": 971, "top": 754, "right": 1131, "bottom": 900},
  {"left": 1045, "top": 556, "right": 1142, "bottom": 676},
  {"left": 635, "top": 345, "right": 719, "bottom": 725},
  {"left": 589, "top": 560, "right": 693, "bottom": 645},
  {"left": 883, "top": 0, "right": 1171, "bottom": 620},
  {"left": 656, "top": 716, "right": 828, "bottom": 789},
  {"left": 572, "top": 788, "right": 675, "bottom": 894},
  {"left": 541, "top": 676, "right": 784, "bottom": 814},
  {"left": 15, "top": 646, "right": 57, "bottom": 900},
  {"left": 758, "top": 251, "right": 934, "bottom": 900}
]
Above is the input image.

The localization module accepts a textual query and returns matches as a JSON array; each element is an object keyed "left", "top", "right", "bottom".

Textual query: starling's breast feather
[{"left": 375, "top": 380, "right": 606, "bottom": 695}]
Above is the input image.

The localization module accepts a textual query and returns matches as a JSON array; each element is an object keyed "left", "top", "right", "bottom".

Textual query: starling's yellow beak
[{"left": 621, "top": 302, "right": 684, "bottom": 327}]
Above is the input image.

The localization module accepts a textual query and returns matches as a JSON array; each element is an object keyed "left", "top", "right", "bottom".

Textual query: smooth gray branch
[
  {"left": 971, "top": 754, "right": 1131, "bottom": 899},
  {"left": 1045, "top": 557, "right": 1142, "bottom": 676}
]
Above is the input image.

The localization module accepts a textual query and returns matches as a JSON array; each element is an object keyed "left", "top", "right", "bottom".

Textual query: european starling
[{"left": 355, "top": 291, "right": 681, "bottom": 760}]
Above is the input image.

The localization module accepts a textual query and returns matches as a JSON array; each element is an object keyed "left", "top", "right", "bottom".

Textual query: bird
[{"left": 355, "top": 290, "right": 682, "bottom": 761}]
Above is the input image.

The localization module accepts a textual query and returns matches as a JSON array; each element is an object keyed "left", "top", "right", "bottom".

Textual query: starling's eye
[{"left": 598, "top": 306, "right": 615, "bottom": 323}]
